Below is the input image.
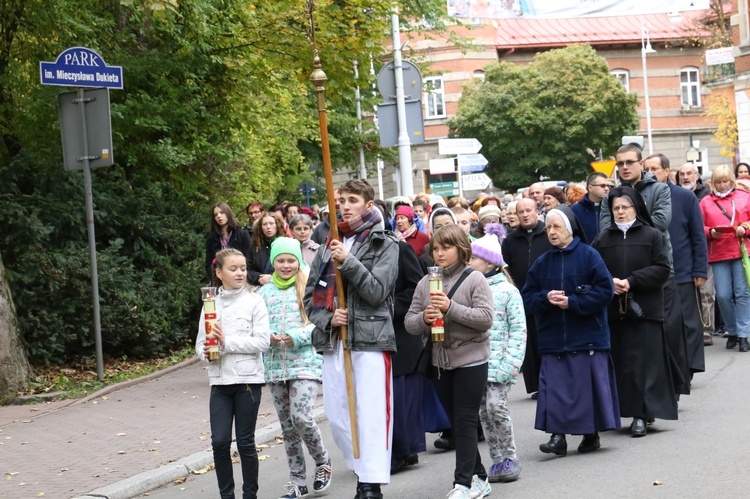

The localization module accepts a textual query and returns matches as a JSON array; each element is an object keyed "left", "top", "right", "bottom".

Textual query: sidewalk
[{"left": 0, "top": 358, "right": 324, "bottom": 499}]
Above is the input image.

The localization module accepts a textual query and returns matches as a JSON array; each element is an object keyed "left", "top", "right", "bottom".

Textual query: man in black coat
[
  {"left": 501, "top": 198, "right": 553, "bottom": 396},
  {"left": 645, "top": 154, "right": 708, "bottom": 376}
]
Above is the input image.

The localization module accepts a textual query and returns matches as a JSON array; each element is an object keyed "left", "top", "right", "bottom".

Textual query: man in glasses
[
  {"left": 599, "top": 143, "right": 671, "bottom": 234},
  {"left": 570, "top": 172, "right": 611, "bottom": 243}
]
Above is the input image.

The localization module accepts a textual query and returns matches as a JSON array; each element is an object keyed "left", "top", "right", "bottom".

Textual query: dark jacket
[
  {"left": 570, "top": 194, "right": 601, "bottom": 244},
  {"left": 392, "top": 242, "right": 427, "bottom": 377},
  {"left": 205, "top": 228, "right": 251, "bottom": 281},
  {"left": 501, "top": 221, "right": 554, "bottom": 291},
  {"left": 667, "top": 181, "right": 708, "bottom": 284},
  {"left": 247, "top": 236, "right": 277, "bottom": 285},
  {"left": 522, "top": 237, "right": 614, "bottom": 354},
  {"left": 593, "top": 221, "right": 671, "bottom": 322},
  {"left": 694, "top": 181, "right": 710, "bottom": 201},
  {"left": 304, "top": 225, "right": 399, "bottom": 352},
  {"left": 311, "top": 217, "right": 331, "bottom": 245}
]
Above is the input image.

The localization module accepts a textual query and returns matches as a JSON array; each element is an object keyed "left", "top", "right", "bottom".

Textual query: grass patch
[{"left": 18, "top": 347, "right": 195, "bottom": 402}]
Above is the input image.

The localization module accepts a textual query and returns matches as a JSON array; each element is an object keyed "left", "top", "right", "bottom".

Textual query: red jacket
[{"left": 699, "top": 189, "right": 750, "bottom": 263}]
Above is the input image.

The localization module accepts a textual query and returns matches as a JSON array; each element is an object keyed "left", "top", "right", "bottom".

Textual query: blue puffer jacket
[
  {"left": 522, "top": 237, "right": 614, "bottom": 354},
  {"left": 486, "top": 272, "right": 527, "bottom": 385},
  {"left": 258, "top": 282, "right": 322, "bottom": 383}
]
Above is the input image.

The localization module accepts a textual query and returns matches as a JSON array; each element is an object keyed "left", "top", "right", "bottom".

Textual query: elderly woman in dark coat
[
  {"left": 592, "top": 186, "right": 677, "bottom": 438},
  {"left": 522, "top": 205, "right": 620, "bottom": 457}
]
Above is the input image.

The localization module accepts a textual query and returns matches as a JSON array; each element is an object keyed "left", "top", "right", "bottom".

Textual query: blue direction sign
[
  {"left": 40, "top": 47, "right": 123, "bottom": 89},
  {"left": 458, "top": 153, "right": 488, "bottom": 173}
]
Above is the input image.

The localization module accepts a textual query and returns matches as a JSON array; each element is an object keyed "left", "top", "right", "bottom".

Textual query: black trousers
[
  {"left": 435, "top": 362, "right": 488, "bottom": 488},
  {"left": 210, "top": 383, "right": 262, "bottom": 499}
]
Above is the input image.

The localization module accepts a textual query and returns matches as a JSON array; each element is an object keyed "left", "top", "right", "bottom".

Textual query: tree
[
  {"left": 0, "top": 250, "right": 30, "bottom": 399},
  {"left": 0, "top": 0, "right": 449, "bottom": 363},
  {"left": 705, "top": 95, "right": 738, "bottom": 158},
  {"left": 448, "top": 44, "right": 640, "bottom": 190}
]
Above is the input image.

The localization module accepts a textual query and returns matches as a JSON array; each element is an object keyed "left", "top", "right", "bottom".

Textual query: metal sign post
[{"left": 41, "top": 47, "right": 122, "bottom": 381}]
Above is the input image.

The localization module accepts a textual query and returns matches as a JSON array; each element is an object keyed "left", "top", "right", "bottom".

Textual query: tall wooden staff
[{"left": 308, "top": 2, "right": 360, "bottom": 459}]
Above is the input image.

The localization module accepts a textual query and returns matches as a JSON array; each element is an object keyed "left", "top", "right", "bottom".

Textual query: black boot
[
  {"left": 355, "top": 483, "right": 383, "bottom": 499},
  {"left": 631, "top": 418, "right": 647, "bottom": 437},
  {"left": 539, "top": 434, "right": 567, "bottom": 456},
  {"left": 434, "top": 429, "right": 455, "bottom": 450},
  {"left": 740, "top": 338, "right": 750, "bottom": 352},
  {"left": 727, "top": 336, "right": 739, "bottom": 349},
  {"left": 578, "top": 433, "right": 601, "bottom": 453}
]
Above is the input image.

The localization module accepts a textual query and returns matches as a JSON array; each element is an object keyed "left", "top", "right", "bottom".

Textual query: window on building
[
  {"left": 424, "top": 76, "right": 446, "bottom": 118},
  {"left": 473, "top": 70, "right": 485, "bottom": 82},
  {"left": 610, "top": 69, "right": 629, "bottom": 92},
  {"left": 680, "top": 68, "right": 701, "bottom": 108}
]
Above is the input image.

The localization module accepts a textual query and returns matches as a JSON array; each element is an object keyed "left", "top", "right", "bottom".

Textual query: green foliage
[
  {"left": 448, "top": 44, "right": 640, "bottom": 191},
  {"left": 0, "top": 0, "right": 448, "bottom": 363}
]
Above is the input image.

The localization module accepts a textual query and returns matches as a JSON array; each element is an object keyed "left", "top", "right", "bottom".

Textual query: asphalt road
[{"left": 143, "top": 341, "right": 750, "bottom": 498}]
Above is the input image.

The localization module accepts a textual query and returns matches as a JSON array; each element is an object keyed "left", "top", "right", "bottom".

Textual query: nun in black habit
[{"left": 592, "top": 186, "right": 678, "bottom": 438}]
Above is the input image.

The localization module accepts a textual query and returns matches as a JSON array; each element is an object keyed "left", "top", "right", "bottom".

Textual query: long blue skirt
[
  {"left": 422, "top": 377, "right": 450, "bottom": 433},
  {"left": 535, "top": 351, "right": 621, "bottom": 435},
  {"left": 392, "top": 374, "right": 427, "bottom": 458}
]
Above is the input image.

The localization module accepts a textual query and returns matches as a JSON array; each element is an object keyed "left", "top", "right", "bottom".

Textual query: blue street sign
[
  {"left": 40, "top": 47, "right": 123, "bottom": 89},
  {"left": 458, "top": 153, "right": 488, "bottom": 173}
]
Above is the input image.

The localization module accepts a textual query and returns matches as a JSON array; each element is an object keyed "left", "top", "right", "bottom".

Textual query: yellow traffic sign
[{"left": 590, "top": 160, "right": 616, "bottom": 177}]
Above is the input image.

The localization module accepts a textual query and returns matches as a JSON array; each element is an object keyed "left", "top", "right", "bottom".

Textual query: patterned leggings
[
  {"left": 269, "top": 379, "right": 329, "bottom": 486},
  {"left": 479, "top": 381, "right": 517, "bottom": 462}
]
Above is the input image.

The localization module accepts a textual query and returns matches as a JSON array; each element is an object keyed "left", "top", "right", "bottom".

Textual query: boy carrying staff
[{"left": 304, "top": 179, "right": 399, "bottom": 499}]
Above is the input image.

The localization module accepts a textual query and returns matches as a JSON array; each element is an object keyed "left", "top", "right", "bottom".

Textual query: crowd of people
[{"left": 197, "top": 145, "right": 750, "bottom": 499}]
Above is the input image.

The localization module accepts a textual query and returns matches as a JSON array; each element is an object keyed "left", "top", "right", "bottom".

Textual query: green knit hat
[{"left": 270, "top": 237, "right": 303, "bottom": 266}]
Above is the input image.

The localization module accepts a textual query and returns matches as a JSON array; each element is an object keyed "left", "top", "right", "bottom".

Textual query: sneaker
[
  {"left": 469, "top": 474, "right": 491, "bottom": 498},
  {"left": 704, "top": 333, "right": 713, "bottom": 346},
  {"left": 447, "top": 484, "right": 472, "bottom": 499},
  {"left": 496, "top": 458, "right": 522, "bottom": 482},
  {"left": 487, "top": 461, "right": 504, "bottom": 483},
  {"left": 313, "top": 459, "right": 332, "bottom": 494},
  {"left": 279, "top": 483, "right": 309, "bottom": 499}
]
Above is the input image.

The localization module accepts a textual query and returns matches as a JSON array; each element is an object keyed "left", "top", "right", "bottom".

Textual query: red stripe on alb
[{"left": 383, "top": 352, "right": 392, "bottom": 450}]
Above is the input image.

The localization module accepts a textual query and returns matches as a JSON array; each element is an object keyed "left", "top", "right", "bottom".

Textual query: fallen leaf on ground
[
  {"left": 653, "top": 481, "right": 663, "bottom": 486},
  {"left": 117, "top": 451, "right": 126, "bottom": 454},
  {"left": 174, "top": 477, "right": 186, "bottom": 484},
  {"left": 258, "top": 455, "right": 268, "bottom": 461},
  {"left": 256, "top": 444, "right": 269, "bottom": 449},
  {"left": 116, "top": 432, "right": 126, "bottom": 436}
]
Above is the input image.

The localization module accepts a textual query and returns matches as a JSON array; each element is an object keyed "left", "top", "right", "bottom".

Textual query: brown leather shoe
[{"left": 704, "top": 333, "right": 713, "bottom": 346}]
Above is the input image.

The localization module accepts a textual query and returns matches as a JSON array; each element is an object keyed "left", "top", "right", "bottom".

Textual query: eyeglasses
[
  {"left": 615, "top": 160, "right": 639, "bottom": 168},
  {"left": 612, "top": 205, "right": 634, "bottom": 212},
  {"left": 590, "top": 183, "right": 611, "bottom": 189},
  {"left": 249, "top": 210, "right": 262, "bottom": 215}
]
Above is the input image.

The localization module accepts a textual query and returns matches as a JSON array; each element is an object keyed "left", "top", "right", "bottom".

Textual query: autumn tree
[
  {"left": 705, "top": 95, "right": 738, "bottom": 158},
  {"left": 448, "top": 44, "right": 640, "bottom": 190}
]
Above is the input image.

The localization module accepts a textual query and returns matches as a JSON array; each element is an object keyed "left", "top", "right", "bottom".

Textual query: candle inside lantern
[
  {"left": 201, "top": 287, "right": 220, "bottom": 361},
  {"left": 428, "top": 267, "right": 445, "bottom": 343}
]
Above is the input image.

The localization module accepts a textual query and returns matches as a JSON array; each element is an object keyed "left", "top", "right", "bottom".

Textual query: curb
[
  {"left": 0, "top": 358, "right": 201, "bottom": 429},
  {"left": 75, "top": 405, "right": 328, "bottom": 499},
  {"left": 71, "top": 357, "right": 201, "bottom": 407}
]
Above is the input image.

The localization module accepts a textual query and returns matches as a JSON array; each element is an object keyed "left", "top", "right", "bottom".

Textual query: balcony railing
[{"left": 703, "top": 62, "right": 735, "bottom": 83}]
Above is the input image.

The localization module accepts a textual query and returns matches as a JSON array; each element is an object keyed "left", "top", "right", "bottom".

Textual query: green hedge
[{"left": 0, "top": 162, "right": 206, "bottom": 364}]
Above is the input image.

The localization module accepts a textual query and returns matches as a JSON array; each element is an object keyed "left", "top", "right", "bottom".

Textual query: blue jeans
[
  {"left": 712, "top": 259, "right": 750, "bottom": 338},
  {"left": 210, "top": 384, "right": 262, "bottom": 499}
]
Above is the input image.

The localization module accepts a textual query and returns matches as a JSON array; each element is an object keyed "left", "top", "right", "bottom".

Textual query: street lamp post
[{"left": 641, "top": 23, "right": 656, "bottom": 155}]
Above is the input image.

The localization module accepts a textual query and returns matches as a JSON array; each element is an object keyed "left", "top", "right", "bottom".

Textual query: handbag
[
  {"left": 740, "top": 239, "right": 750, "bottom": 290},
  {"left": 415, "top": 268, "right": 474, "bottom": 378}
]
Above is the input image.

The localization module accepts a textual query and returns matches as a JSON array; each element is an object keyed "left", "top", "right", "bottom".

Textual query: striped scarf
[{"left": 311, "top": 207, "right": 382, "bottom": 312}]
